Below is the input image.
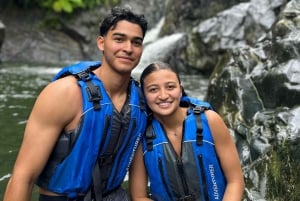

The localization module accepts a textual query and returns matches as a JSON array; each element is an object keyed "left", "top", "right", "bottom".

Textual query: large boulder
[{"left": 206, "top": 0, "right": 300, "bottom": 200}]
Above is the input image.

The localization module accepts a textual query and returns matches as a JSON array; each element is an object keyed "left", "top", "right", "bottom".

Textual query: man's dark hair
[{"left": 100, "top": 7, "right": 148, "bottom": 38}]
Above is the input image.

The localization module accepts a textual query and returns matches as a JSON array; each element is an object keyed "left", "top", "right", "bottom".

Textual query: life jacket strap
[
  {"left": 133, "top": 79, "right": 146, "bottom": 111},
  {"left": 86, "top": 82, "right": 102, "bottom": 111},
  {"left": 145, "top": 104, "right": 209, "bottom": 150},
  {"left": 99, "top": 154, "right": 115, "bottom": 166},
  {"left": 192, "top": 106, "right": 205, "bottom": 145},
  {"left": 145, "top": 124, "right": 156, "bottom": 151},
  {"left": 75, "top": 69, "right": 102, "bottom": 111},
  {"left": 84, "top": 160, "right": 103, "bottom": 201},
  {"left": 178, "top": 194, "right": 195, "bottom": 201}
]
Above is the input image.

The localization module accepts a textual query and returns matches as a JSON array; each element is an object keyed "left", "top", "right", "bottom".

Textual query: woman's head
[
  {"left": 140, "top": 61, "right": 183, "bottom": 91},
  {"left": 140, "top": 61, "right": 186, "bottom": 117}
]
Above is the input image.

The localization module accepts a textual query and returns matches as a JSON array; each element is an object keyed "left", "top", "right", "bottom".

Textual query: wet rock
[
  {"left": 0, "top": 20, "right": 5, "bottom": 57},
  {"left": 206, "top": 1, "right": 300, "bottom": 199}
]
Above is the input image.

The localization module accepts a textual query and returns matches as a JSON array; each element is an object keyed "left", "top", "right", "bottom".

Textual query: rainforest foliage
[{"left": 2, "top": 0, "right": 121, "bottom": 14}]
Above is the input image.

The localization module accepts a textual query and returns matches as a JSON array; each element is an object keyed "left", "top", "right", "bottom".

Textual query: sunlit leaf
[
  {"left": 70, "top": 0, "right": 84, "bottom": 7},
  {"left": 53, "top": 1, "right": 63, "bottom": 12},
  {"left": 61, "top": 1, "right": 73, "bottom": 13}
]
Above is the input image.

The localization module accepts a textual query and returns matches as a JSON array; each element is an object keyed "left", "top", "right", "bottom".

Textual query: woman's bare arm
[
  {"left": 129, "top": 144, "right": 153, "bottom": 201},
  {"left": 205, "top": 110, "right": 245, "bottom": 201}
]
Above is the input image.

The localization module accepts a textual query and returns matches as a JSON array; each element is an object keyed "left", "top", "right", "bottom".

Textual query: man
[{"left": 4, "top": 7, "right": 148, "bottom": 201}]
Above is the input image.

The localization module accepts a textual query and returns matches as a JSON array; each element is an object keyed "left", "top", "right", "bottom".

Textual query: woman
[{"left": 129, "top": 61, "right": 244, "bottom": 201}]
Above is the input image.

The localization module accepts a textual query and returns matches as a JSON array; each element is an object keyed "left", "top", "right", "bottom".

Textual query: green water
[
  {"left": 0, "top": 64, "right": 208, "bottom": 200},
  {"left": 0, "top": 65, "right": 60, "bottom": 199}
]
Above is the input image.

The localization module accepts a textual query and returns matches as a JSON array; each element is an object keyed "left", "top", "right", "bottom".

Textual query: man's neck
[{"left": 98, "top": 64, "right": 131, "bottom": 88}]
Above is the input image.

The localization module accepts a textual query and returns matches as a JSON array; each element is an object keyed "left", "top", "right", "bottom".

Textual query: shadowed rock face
[{"left": 205, "top": 1, "right": 300, "bottom": 200}]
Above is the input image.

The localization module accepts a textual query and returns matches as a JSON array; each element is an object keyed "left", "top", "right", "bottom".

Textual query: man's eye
[
  {"left": 115, "top": 37, "right": 123, "bottom": 42},
  {"left": 133, "top": 40, "right": 142, "bottom": 46}
]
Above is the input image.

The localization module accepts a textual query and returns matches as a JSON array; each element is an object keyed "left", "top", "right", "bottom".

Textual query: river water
[{"left": 0, "top": 63, "right": 209, "bottom": 199}]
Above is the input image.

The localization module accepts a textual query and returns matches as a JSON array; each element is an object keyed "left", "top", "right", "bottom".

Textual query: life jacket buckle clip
[{"left": 178, "top": 194, "right": 195, "bottom": 201}]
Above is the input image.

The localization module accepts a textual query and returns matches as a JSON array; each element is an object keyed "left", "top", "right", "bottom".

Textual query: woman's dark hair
[
  {"left": 140, "top": 61, "right": 187, "bottom": 96},
  {"left": 140, "top": 61, "right": 188, "bottom": 121},
  {"left": 100, "top": 7, "right": 148, "bottom": 38}
]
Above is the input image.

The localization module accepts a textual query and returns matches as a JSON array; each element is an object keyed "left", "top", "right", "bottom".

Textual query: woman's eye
[
  {"left": 148, "top": 88, "right": 157, "bottom": 93},
  {"left": 167, "top": 85, "right": 175, "bottom": 90}
]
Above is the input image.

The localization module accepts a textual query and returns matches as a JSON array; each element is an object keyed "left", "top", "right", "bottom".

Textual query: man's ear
[{"left": 97, "top": 36, "right": 104, "bottom": 51}]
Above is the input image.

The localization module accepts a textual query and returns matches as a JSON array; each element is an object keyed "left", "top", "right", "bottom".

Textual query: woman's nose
[{"left": 158, "top": 90, "right": 169, "bottom": 99}]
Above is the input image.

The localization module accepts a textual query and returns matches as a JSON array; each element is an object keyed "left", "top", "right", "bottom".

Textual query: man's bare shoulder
[
  {"left": 34, "top": 76, "right": 82, "bottom": 114},
  {"left": 44, "top": 76, "right": 81, "bottom": 97}
]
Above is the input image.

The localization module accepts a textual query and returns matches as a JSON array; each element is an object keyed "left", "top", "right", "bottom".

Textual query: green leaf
[
  {"left": 70, "top": 0, "right": 84, "bottom": 7},
  {"left": 53, "top": 1, "right": 63, "bottom": 12},
  {"left": 52, "top": 0, "right": 73, "bottom": 13}
]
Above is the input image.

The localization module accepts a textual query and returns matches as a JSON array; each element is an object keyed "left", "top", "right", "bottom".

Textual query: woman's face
[{"left": 143, "top": 69, "right": 182, "bottom": 117}]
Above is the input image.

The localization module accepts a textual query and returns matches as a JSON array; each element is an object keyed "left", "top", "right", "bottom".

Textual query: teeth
[{"left": 158, "top": 102, "right": 170, "bottom": 107}]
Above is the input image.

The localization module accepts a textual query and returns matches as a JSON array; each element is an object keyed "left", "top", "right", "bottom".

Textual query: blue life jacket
[
  {"left": 36, "top": 61, "right": 147, "bottom": 199},
  {"left": 143, "top": 96, "right": 226, "bottom": 201}
]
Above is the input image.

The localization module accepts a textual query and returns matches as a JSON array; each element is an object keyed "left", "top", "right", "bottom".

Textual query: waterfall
[{"left": 132, "top": 17, "right": 185, "bottom": 79}]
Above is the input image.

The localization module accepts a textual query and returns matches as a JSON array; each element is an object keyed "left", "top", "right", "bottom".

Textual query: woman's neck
[{"left": 155, "top": 107, "right": 188, "bottom": 132}]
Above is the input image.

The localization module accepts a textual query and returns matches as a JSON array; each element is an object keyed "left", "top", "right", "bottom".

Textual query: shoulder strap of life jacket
[
  {"left": 145, "top": 103, "right": 210, "bottom": 151},
  {"left": 74, "top": 69, "right": 145, "bottom": 112},
  {"left": 75, "top": 69, "right": 102, "bottom": 111},
  {"left": 53, "top": 61, "right": 102, "bottom": 111},
  {"left": 145, "top": 121, "right": 156, "bottom": 151},
  {"left": 192, "top": 105, "right": 206, "bottom": 145}
]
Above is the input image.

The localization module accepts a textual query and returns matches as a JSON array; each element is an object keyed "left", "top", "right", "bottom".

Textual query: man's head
[
  {"left": 100, "top": 7, "right": 148, "bottom": 38},
  {"left": 97, "top": 7, "right": 148, "bottom": 75}
]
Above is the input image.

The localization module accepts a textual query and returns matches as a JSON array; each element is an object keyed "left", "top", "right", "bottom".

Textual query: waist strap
[{"left": 39, "top": 194, "right": 84, "bottom": 201}]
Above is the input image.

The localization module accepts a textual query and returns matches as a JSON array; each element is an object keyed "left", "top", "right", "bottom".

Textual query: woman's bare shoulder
[{"left": 204, "top": 109, "right": 223, "bottom": 124}]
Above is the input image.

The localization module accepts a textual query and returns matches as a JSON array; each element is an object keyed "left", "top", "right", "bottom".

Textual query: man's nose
[{"left": 123, "top": 41, "right": 133, "bottom": 53}]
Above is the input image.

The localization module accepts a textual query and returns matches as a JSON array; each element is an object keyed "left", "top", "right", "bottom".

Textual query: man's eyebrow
[
  {"left": 112, "top": 32, "right": 143, "bottom": 41},
  {"left": 112, "top": 32, "right": 126, "bottom": 37}
]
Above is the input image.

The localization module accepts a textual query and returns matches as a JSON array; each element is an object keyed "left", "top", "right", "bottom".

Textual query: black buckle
[
  {"left": 192, "top": 106, "right": 204, "bottom": 114},
  {"left": 76, "top": 70, "right": 90, "bottom": 81},
  {"left": 99, "top": 154, "right": 115, "bottom": 166},
  {"left": 178, "top": 194, "right": 195, "bottom": 201}
]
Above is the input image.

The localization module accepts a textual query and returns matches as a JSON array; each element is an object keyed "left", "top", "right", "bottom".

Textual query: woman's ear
[
  {"left": 181, "top": 85, "right": 187, "bottom": 97},
  {"left": 180, "top": 85, "right": 183, "bottom": 97}
]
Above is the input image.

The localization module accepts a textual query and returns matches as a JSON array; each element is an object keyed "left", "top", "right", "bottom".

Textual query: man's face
[{"left": 97, "top": 20, "right": 144, "bottom": 74}]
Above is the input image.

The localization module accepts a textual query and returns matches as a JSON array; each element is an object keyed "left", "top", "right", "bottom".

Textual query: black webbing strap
[
  {"left": 75, "top": 69, "right": 102, "bottom": 111},
  {"left": 192, "top": 106, "right": 205, "bottom": 145},
  {"left": 84, "top": 116, "right": 112, "bottom": 201},
  {"left": 84, "top": 161, "right": 102, "bottom": 201},
  {"left": 86, "top": 82, "right": 102, "bottom": 111},
  {"left": 145, "top": 124, "right": 156, "bottom": 151},
  {"left": 133, "top": 79, "right": 146, "bottom": 111},
  {"left": 145, "top": 105, "right": 207, "bottom": 150}
]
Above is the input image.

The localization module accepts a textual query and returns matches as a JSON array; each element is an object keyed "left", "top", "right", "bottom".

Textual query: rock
[
  {"left": 206, "top": 1, "right": 300, "bottom": 199},
  {"left": 0, "top": 20, "right": 5, "bottom": 57}
]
